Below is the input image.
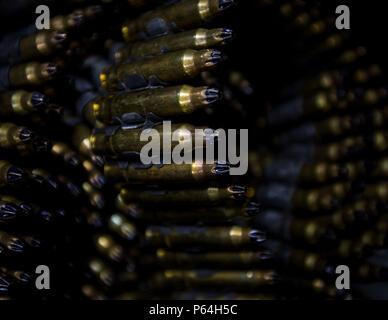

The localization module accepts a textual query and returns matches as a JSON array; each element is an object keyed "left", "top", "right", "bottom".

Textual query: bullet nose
[
  {"left": 210, "top": 50, "right": 223, "bottom": 65},
  {"left": 249, "top": 229, "right": 266, "bottom": 243},
  {"left": 0, "top": 203, "right": 18, "bottom": 220},
  {"left": 260, "top": 251, "right": 273, "bottom": 261},
  {"left": 220, "top": 28, "right": 234, "bottom": 41},
  {"left": 219, "top": 0, "right": 235, "bottom": 11},
  {"left": 19, "top": 128, "right": 34, "bottom": 142},
  {"left": 54, "top": 31, "right": 68, "bottom": 43},
  {"left": 214, "top": 161, "right": 230, "bottom": 175},
  {"left": 19, "top": 203, "right": 32, "bottom": 215},
  {"left": 205, "top": 87, "right": 222, "bottom": 103},
  {"left": 0, "top": 277, "right": 10, "bottom": 292},
  {"left": 7, "top": 166, "right": 25, "bottom": 183},
  {"left": 18, "top": 272, "right": 31, "bottom": 283},
  {"left": 39, "top": 210, "right": 54, "bottom": 223},
  {"left": 31, "top": 93, "right": 47, "bottom": 108},
  {"left": 246, "top": 202, "right": 262, "bottom": 216},
  {"left": 45, "top": 63, "right": 58, "bottom": 76},
  {"left": 7, "top": 238, "right": 25, "bottom": 252},
  {"left": 229, "top": 185, "right": 247, "bottom": 200}
]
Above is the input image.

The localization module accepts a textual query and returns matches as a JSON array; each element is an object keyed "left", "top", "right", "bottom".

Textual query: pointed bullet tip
[
  {"left": 205, "top": 87, "right": 222, "bottom": 103},
  {"left": 0, "top": 203, "right": 18, "bottom": 219},
  {"left": 229, "top": 185, "right": 247, "bottom": 200},
  {"left": 45, "top": 63, "right": 58, "bottom": 76},
  {"left": 210, "top": 50, "right": 223, "bottom": 64},
  {"left": 18, "top": 272, "right": 31, "bottom": 282},
  {"left": 8, "top": 239, "right": 25, "bottom": 252},
  {"left": 30, "top": 93, "right": 47, "bottom": 108},
  {"left": 221, "top": 28, "right": 234, "bottom": 41},
  {"left": 19, "top": 128, "right": 33, "bottom": 142},
  {"left": 249, "top": 229, "right": 266, "bottom": 243},
  {"left": 7, "top": 166, "right": 25, "bottom": 183},
  {"left": 260, "top": 251, "right": 273, "bottom": 261}
]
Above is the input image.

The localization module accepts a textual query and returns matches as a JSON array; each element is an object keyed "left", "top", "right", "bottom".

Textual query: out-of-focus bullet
[
  {"left": 100, "top": 49, "right": 223, "bottom": 91},
  {"left": 94, "top": 234, "right": 124, "bottom": 263},
  {"left": 51, "top": 141, "right": 81, "bottom": 168},
  {"left": 51, "top": 12, "right": 84, "bottom": 32},
  {"left": 72, "top": 124, "right": 104, "bottom": 166},
  {"left": 108, "top": 213, "right": 137, "bottom": 241}
]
